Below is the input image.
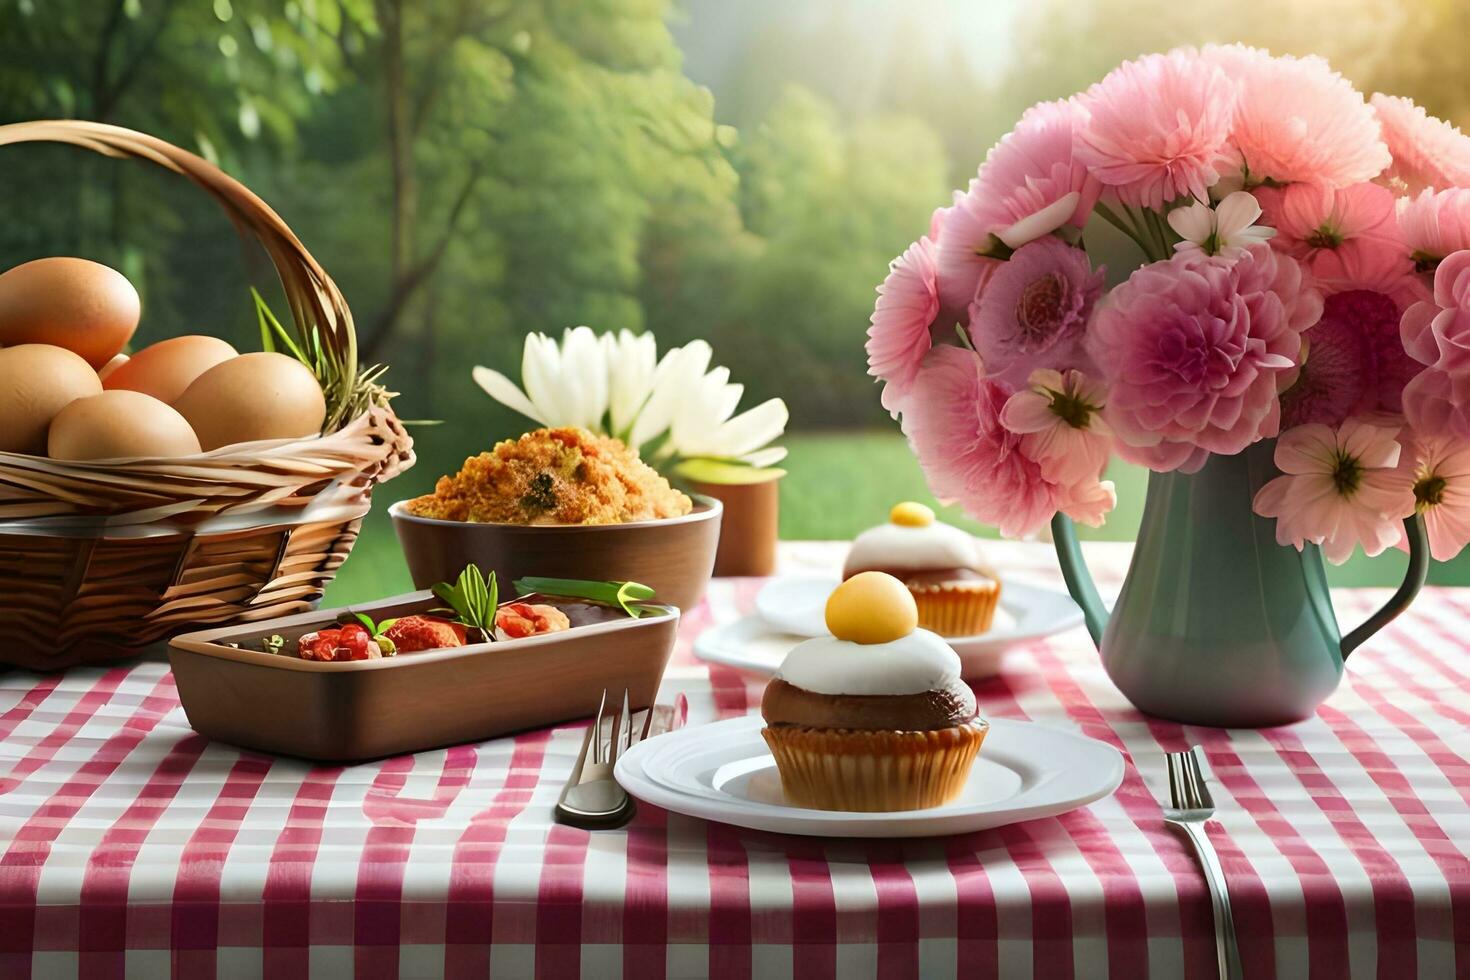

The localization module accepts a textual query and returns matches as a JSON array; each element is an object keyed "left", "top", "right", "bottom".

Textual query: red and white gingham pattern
[{"left": 0, "top": 541, "right": 1465, "bottom": 979}]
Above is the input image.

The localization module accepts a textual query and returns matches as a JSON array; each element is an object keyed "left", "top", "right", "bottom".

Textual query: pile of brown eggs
[{"left": 0, "top": 257, "right": 327, "bottom": 461}]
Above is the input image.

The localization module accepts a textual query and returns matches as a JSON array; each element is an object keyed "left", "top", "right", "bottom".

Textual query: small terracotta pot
[{"left": 688, "top": 476, "right": 782, "bottom": 577}]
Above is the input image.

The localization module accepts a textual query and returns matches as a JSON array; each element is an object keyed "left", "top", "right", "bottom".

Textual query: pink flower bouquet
[{"left": 870, "top": 44, "right": 1470, "bottom": 564}]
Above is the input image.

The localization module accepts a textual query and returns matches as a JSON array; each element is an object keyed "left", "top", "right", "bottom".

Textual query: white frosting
[
  {"left": 776, "top": 629, "right": 961, "bottom": 696},
  {"left": 843, "top": 520, "right": 988, "bottom": 577}
]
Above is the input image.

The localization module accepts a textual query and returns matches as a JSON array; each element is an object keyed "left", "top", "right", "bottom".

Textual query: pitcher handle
[
  {"left": 1340, "top": 514, "right": 1429, "bottom": 660},
  {"left": 1050, "top": 513, "right": 1109, "bottom": 648}
]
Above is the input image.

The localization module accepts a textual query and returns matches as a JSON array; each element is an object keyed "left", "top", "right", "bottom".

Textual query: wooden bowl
[
  {"left": 168, "top": 590, "right": 679, "bottom": 762},
  {"left": 388, "top": 497, "right": 721, "bottom": 613}
]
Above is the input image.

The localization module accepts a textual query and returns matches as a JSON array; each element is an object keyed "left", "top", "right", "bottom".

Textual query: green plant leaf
[
  {"left": 513, "top": 576, "right": 656, "bottom": 618},
  {"left": 432, "top": 565, "right": 498, "bottom": 633}
]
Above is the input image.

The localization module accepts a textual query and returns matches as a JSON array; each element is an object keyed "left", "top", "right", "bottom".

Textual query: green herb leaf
[
  {"left": 431, "top": 565, "right": 499, "bottom": 635},
  {"left": 251, "top": 287, "right": 306, "bottom": 362},
  {"left": 513, "top": 577, "right": 657, "bottom": 618},
  {"left": 351, "top": 612, "right": 398, "bottom": 637}
]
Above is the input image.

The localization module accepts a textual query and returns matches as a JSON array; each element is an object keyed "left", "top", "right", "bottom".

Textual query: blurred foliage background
[{"left": 2, "top": 0, "right": 1467, "bottom": 595}]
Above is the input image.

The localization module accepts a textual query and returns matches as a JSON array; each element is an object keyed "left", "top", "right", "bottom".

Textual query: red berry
[
  {"left": 297, "top": 628, "right": 342, "bottom": 661},
  {"left": 336, "top": 624, "right": 370, "bottom": 661}
]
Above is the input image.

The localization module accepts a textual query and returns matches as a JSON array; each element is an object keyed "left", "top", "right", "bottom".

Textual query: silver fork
[
  {"left": 1164, "top": 746, "right": 1243, "bottom": 980},
  {"left": 555, "top": 690, "right": 673, "bottom": 829}
]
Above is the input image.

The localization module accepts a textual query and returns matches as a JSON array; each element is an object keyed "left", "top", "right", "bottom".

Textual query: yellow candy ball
[
  {"left": 825, "top": 571, "right": 918, "bottom": 644},
  {"left": 889, "top": 501, "right": 935, "bottom": 528}
]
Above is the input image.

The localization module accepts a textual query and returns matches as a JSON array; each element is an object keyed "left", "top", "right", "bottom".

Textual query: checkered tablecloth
[{"left": 0, "top": 541, "right": 1466, "bottom": 979}]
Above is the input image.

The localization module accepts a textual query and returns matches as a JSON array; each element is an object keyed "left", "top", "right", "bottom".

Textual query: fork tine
[
  {"left": 612, "top": 689, "right": 632, "bottom": 762},
  {"left": 1190, "top": 744, "right": 1215, "bottom": 783},
  {"left": 638, "top": 702, "right": 655, "bottom": 743},
  {"left": 1167, "top": 752, "right": 1184, "bottom": 809},
  {"left": 1185, "top": 749, "right": 1215, "bottom": 809},
  {"left": 620, "top": 690, "right": 632, "bottom": 758},
  {"left": 591, "top": 689, "right": 608, "bottom": 765}
]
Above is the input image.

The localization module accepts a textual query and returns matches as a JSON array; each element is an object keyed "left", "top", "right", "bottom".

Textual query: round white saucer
[
  {"left": 719, "top": 577, "right": 1083, "bottom": 679},
  {"left": 615, "top": 715, "right": 1123, "bottom": 838}
]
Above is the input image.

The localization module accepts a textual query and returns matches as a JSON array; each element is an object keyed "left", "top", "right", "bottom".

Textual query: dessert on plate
[
  {"left": 760, "top": 571, "right": 988, "bottom": 811},
  {"left": 842, "top": 502, "right": 1000, "bottom": 637},
  {"left": 407, "top": 426, "right": 691, "bottom": 525}
]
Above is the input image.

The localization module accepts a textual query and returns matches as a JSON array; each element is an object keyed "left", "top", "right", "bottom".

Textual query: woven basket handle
[{"left": 0, "top": 119, "right": 357, "bottom": 409}]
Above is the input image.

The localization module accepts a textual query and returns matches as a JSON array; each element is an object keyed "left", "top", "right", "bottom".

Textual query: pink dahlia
[
  {"left": 1371, "top": 94, "right": 1470, "bottom": 196},
  {"left": 867, "top": 234, "right": 941, "bottom": 415},
  {"left": 1399, "top": 187, "right": 1470, "bottom": 265},
  {"left": 1202, "top": 44, "right": 1389, "bottom": 189},
  {"left": 1088, "top": 245, "right": 1322, "bottom": 471},
  {"left": 966, "top": 237, "right": 1104, "bottom": 388},
  {"left": 1401, "top": 250, "right": 1470, "bottom": 369},
  {"left": 1280, "top": 289, "right": 1422, "bottom": 427},
  {"left": 1404, "top": 365, "right": 1470, "bottom": 440},
  {"left": 1074, "top": 49, "right": 1235, "bottom": 209},
  {"left": 900, "top": 345, "right": 1113, "bottom": 537},
  {"left": 1252, "top": 419, "right": 1414, "bottom": 564},
  {"left": 937, "top": 100, "right": 1100, "bottom": 311}
]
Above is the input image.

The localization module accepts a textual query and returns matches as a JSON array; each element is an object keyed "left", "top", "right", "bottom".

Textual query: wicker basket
[{"left": 0, "top": 120, "right": 414, "bottom": 670}]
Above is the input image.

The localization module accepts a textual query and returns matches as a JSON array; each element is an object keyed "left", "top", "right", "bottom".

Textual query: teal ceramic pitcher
[{"left": 1051, "top": 440, "right": 1429, "bottom": 728}]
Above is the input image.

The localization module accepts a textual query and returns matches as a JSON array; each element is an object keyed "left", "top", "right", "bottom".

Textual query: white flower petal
[
  {"left": 521, "top": 333, "right": 574, "bottom": 427},
  {"left": 707, "top": 398, "right": 789, "bottom": 458},
  {"left": 996, "top": 191, "right": 1080, "bottom": 249},
  {"left": 738, "top": 446, "right": 788, "bottom": 468},
  {"left": 1167, "top": 200, "right": 1214, "bottom": 244},
  {"left": 471, "top": 365, "right": 548, "bottom": 426},
  {"left": 1214, "top": 191, "right": 1264, "bottom": 238}
]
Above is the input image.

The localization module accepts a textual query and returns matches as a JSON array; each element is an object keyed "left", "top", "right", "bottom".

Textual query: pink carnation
[
  {"left": 1088, "top": 246, "right": 1322, "bottom": 471},
  {"left": 1403, "top": 367, "right": 1470, "bottom": 439},
  {"left": 1399, "top": 187, "right": 1470, "bottom": 264},
  {"left": 900, "top": 345, "right": 1114, "bottom": 537},
  {"left": 1371, "top": 94, "right": 1470, "bottom": 196},
  {"left": 1401, "top": 250, "right": 1470, "bottom": 368},
  {"left": 937, "top": 100, "right": 1100, "bottom": 312},
  {"left": 1203, "top": 44, "right": 1389, "bottom": 189},
  {"left": 1401, "top": 251, "right": 1470, "bottom": 439},
  {"left": 966, "top": 237, "right": 1104, "bottom": 388},
  {"left": 1074, "top": 49, "right": 1235, "bottom": 209},
  {"left": 867, "top": 232, "right": 942, "bottom": 416}
]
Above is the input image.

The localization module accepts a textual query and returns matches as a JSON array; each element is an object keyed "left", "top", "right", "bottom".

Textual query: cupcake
[
  {"left": 842, "top": 502, "right": 1001, "bottom": 637},
  {"left": 761, "top": 571, "right": 988, "bottom": 811}
]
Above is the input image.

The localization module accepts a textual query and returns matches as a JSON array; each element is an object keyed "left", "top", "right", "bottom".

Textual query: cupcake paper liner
[
  {"left": 761, "top": 720, "right": 988, "bottom": 812},
  {"left": 908, "top": 580, "right": 1001, "bottom": 637}
]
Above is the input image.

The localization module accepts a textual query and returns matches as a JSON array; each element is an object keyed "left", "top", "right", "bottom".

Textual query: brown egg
[
  {"left": 0, "top": 258, "right": 141, "bottom": 368},
  {"left": 174, "top": 352, "right": 327, "bottom": 451},
  {"left": 103, "top": 335, "right": 238, "bottom": 403},
  {"left": 48, "top": 390, "right": 201, "bottom": 461},
  {"left": 0, "top": 344, "right": 103, "bottom": 455},
  {"left": 98, "top": 353, "right": 130, "bottom": 381}
]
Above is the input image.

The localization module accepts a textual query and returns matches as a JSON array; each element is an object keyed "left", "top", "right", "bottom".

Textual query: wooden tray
[{"left": 167, "top": 591, "right": 679, "bottom": 762}]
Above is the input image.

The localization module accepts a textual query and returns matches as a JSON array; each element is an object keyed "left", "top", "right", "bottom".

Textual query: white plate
[
  {"left": 732, "top": 578, "right": 1084, "bottom": 678},
  {"left": 615, "top": 715, "right": 1123, "bottom": 838}
]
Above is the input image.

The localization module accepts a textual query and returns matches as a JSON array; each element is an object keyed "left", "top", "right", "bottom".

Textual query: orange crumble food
[{"left": 407, "top": 427, "right": 693, "bottom": 525}]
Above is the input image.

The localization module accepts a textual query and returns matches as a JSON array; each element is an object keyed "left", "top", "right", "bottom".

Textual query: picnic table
[{"left": 0, "top": 541, "right": 1465, "bottom": 978}]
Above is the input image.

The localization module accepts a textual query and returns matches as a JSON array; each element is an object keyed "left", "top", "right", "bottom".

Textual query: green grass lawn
[{"left": 324, "top": 429, "right": 1461, "bottom": 606}]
